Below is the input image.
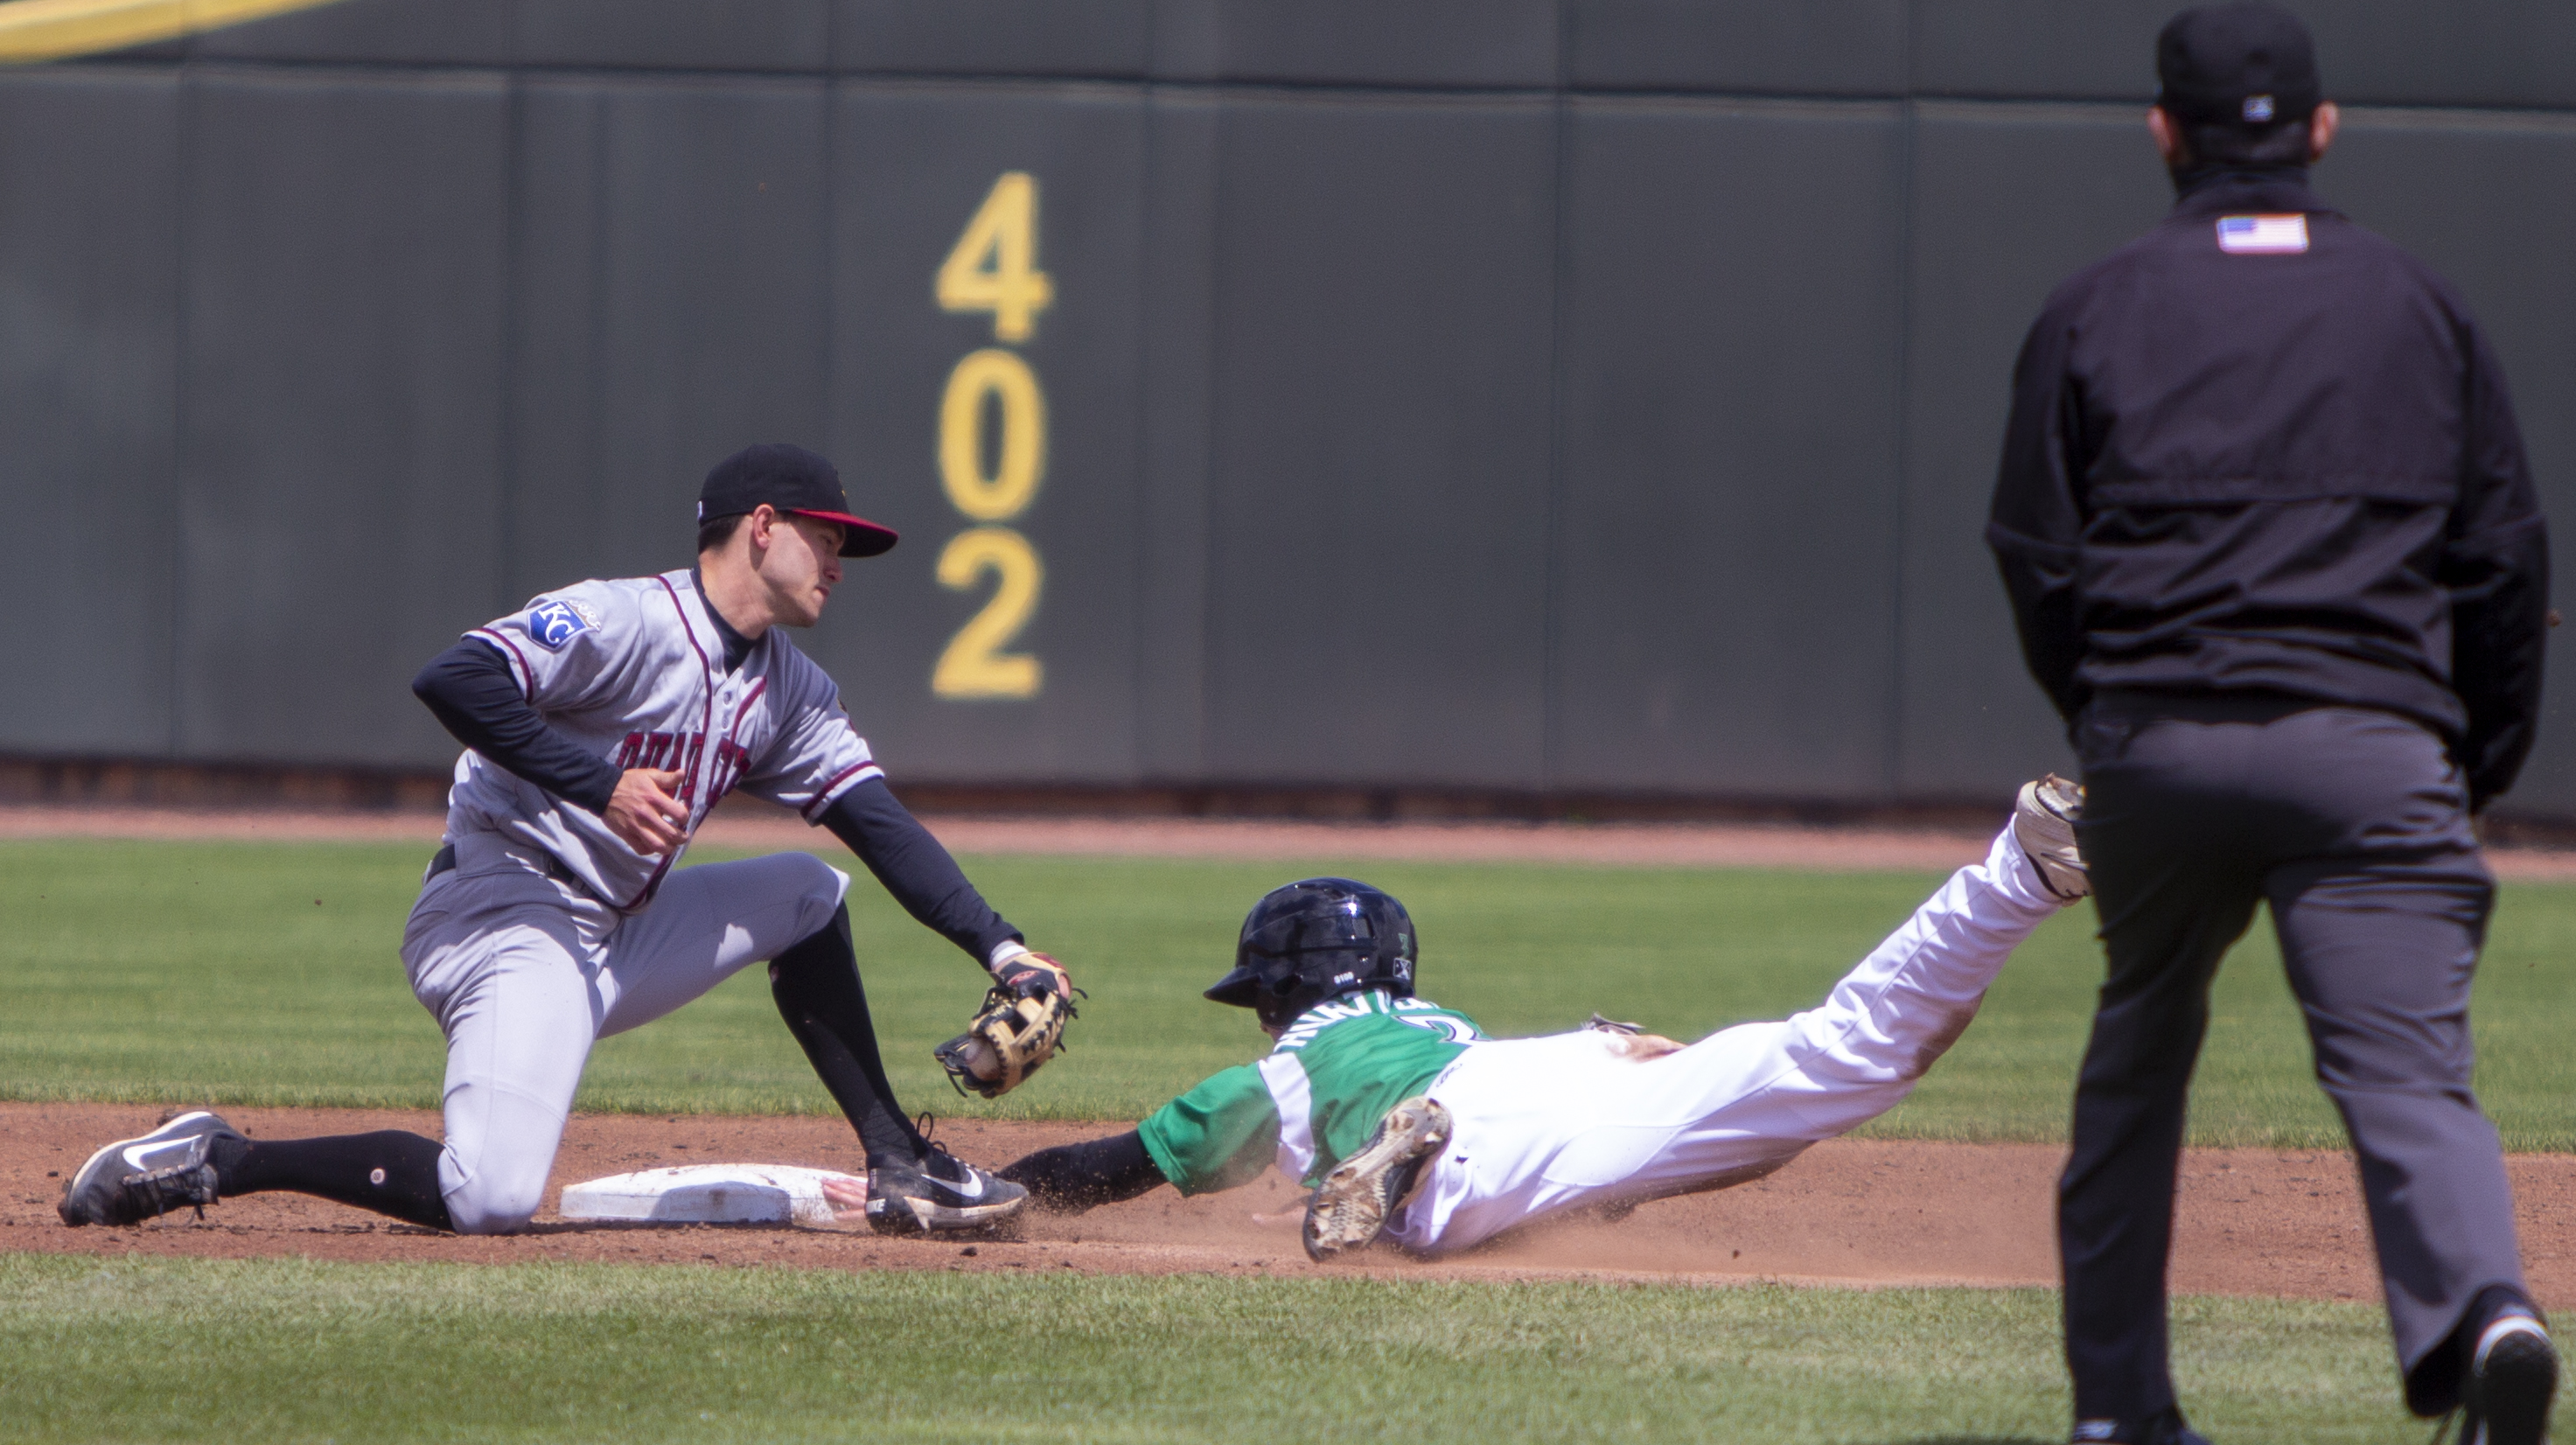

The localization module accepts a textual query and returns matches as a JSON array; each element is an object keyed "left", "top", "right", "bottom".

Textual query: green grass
[
  {"left": 0, "top": 1253, "right": 2440, "bottom": 1444},
  {"left": 1, "top": 837, "right": 2570, "bottom": 1148}
]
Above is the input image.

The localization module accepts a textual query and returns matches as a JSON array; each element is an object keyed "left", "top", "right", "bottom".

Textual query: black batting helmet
[{"left": 1204, "top": 877, "right": 1418, "bottom": 1032}]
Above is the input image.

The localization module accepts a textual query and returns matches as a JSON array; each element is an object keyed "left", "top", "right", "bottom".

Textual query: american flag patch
[{"left": 2216, "top": 213, "right": 2309, "bottom": 255}]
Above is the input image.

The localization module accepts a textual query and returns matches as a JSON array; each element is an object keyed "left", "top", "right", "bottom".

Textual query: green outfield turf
[
  {"left": 0, "top": 836, "right": 2569, "bottom": 1149},
  {"left": 0, "top": 1253, "right": 2432, "bottom": 1444}
]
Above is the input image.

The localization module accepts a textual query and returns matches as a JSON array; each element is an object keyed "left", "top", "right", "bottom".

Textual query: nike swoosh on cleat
[
  {"left": 946, "top": 1169, "right": 984, "bottom": 1201},
  {"left": 122, "top": 1139, "right": 199, "bottom": 1172}
]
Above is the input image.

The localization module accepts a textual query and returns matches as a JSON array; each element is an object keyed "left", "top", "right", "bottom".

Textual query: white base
[{"left": 558, "top": 1163, "right": 864, "bottom": 1227}]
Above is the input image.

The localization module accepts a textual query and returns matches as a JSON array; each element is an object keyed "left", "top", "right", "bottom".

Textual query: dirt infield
[
  {"left": 10, "top": 807, "right": 2571, "bottom": 1302},
  {"left": 9, "top": 1104, "right": 2569, "bottom": 1304}
]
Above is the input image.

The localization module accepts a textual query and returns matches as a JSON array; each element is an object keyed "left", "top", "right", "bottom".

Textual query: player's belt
[{"left": 423, "top": 841, "right": 588, "bottom": 891}]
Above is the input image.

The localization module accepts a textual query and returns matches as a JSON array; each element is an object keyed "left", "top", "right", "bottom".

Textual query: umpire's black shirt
[{"left": 1987, "top": 165, "right": 2551, "bottom": 807}]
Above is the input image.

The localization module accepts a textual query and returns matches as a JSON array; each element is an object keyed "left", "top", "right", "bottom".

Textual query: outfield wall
[{"left": 7, "top": 1, "right": 2576, "bottom": 813}]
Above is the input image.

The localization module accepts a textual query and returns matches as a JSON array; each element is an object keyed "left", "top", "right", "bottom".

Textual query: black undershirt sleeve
[
  {"left": 996, "top": 1130, "right": 1165, "bottom": 1211},
  {"left": 411, "top": 638, "right": 622, "bottom": 814},
  {"left": 820, "top": 778, "right": 1023, "bottom": 965}
]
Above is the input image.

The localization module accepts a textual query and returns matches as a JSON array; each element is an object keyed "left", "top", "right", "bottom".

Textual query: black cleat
[
  {"left": 2459, "top": 1314, "right": 2557, "bottom": 1445},
  {"left": 863, "top": 1144, "right": 1028, "bottom": 1235},
  {"left": 59, "top": 1111, "right": 241, "bottom": 1227}
]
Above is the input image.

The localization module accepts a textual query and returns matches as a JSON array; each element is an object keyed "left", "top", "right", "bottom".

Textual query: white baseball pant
[
  {"left": 401, "top": 830, "right": 850, "bottom": 1233},
  {"left": 1384, "top": 822, "right": 2064, "bottom": 1254}
]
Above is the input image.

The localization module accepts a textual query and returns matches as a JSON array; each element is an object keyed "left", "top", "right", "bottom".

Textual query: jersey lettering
[
  {"left": 615, "top": 730, "right": 755, "bottom": 806},
  {"left": 1273, "top": 994, "right": 1379, "bottom": 1051},
  {"left": 1399, "top": 1013, "right": 1481, "bottom": 1045}
]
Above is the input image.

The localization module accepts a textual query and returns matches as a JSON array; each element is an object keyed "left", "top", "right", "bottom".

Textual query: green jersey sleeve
[{"left": 1134, "top": 1064, "right": 1282, "bottom": 1197}]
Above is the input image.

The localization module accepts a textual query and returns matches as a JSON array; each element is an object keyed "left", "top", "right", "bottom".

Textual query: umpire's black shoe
[
  {"left": 863, "top": 1145, "right": 1028, "bottom": 1235},
  {"left": 59, "top": 1111, "right": 241, "bottom": 1227},
  {"left": 2069, "top": 1407, "right": 2209, "bottom": 1445},
  {"left": 2460, "top": 1312, "right": 2556, "bottom": 1445}
]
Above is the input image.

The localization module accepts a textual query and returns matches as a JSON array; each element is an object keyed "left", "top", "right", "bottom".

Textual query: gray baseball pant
[
  {"left": 401, "top": 831, "right": 850, "bottom": 1233},
  {"left": 2061, "top": 693, "right": 2528, "bottom": 1421}
]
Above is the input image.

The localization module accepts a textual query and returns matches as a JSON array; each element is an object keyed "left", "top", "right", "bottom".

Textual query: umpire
[{"left": 1987, "top": 5, "right": 2558, "bottom": 1443}]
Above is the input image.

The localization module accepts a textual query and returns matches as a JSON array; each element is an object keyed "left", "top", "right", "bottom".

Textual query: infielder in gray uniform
[{"left": 60, "top": 444, "right": 1054, "bottom": 1237}]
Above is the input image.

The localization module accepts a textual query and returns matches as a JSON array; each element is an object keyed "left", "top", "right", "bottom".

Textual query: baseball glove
[{"left": 933, "top": 952, "right": 1079, "bottom": 1099}]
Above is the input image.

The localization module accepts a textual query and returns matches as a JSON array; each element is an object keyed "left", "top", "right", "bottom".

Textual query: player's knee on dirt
[
  {"left": 439, "top": 1138, "right": 556, "bottom": 1235},
  {"left": 443, "top": 1167, "right": 548, "bottom": 1235}
]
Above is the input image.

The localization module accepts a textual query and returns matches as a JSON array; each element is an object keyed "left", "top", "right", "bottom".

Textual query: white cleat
[
  {"left": 2014, "top": 773, "right": 2090, "bottom": 903},
  {"left": 1303, "top": 1096, "right": 1449, "bottom": 1262}
]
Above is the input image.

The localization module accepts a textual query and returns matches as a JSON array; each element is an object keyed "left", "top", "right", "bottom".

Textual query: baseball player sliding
[
  {"left": 1001, "top": 777, "right": 2090, "bottom": 1260},
  {"left": 60, "top": 444, "right": 1063, "bottom": 1237}
]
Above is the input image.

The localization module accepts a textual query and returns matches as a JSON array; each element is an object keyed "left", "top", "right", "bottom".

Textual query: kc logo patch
[{"left": 527, "top": 598, "right": 597, "bottom": 651}]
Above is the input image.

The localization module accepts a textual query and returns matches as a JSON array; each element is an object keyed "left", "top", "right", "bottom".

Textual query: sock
[
  {"left": 2469, "top": 1284, "right": 2547, "bottom": 1356},
  {"left": 210, "top": 1131, "right": 453, "bottom": 1232},
  {"left": 769, "top": 904, "right": 925, "bottom": 1169}
]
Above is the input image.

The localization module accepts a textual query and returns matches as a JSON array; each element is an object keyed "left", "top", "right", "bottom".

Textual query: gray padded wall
[
  {"left": 1913, "top": 2, "right": 2576, "bottom": 108},
  {"left": 506, "top": 76, "right": 831, "bottom": 601},
  {"left": 175, "top": 68, "right": 510, "bottom": 766},
  {"left": 1566, "top": 1, "right": 1909, "bottom": 94},
  {"left": 1895, "top": 103, "right": 2169, "bottom": 796},
  {"left": 1132, "top": 93, "right": 1222, "bottom": 780},
  {"left": 2325, "top": 109, "right": 2576, "bottom": 813},
  {"left": 830, "top": 0, "right": 1153, "bottom": 77},
  {"left": 1552, "top": 97, "right": 1908, "bottom": 798},
  {"left": 1200, "top": 94, "right": 1557, "bottom": 787},
  {"left": 6, "top": 0, "right": 2575, "bottom": 819},
  {"left": 0, "top": 70, "right": 181, "bottom": 757}
]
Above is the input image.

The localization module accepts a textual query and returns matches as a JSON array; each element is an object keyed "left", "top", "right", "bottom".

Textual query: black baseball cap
[
  {"left": 2156, "top": 2, "right": 2321, "bottom": 129},
  {"left": 697, "top": 443, "right": 897, "bottom": 558}
]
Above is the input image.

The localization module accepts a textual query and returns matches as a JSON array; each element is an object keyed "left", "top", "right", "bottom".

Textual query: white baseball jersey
[{"left": 449, "top": 569, "right": 879, "bottom": 911}]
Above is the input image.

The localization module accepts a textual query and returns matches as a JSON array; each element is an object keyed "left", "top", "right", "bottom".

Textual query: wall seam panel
[
  {"left": 1536, "top": 0, "right": 1574, "bottom": 794},
  {"left": 1887, "top": 4, "right": 1918, "bottom": 797},
  {"left": 165, "top": 60, "right": 194, "bottom": 758}
]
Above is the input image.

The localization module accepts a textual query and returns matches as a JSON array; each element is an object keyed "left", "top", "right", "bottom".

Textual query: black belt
[{"left": 424, "top": 842, "right": 583, "bottom": 887}]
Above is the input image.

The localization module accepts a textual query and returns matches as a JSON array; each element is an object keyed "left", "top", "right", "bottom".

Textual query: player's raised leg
[
  {"left": 1387, "top": 777, "right": 2086, "bottom": 1255},
  {"left": 1640, "top": 775, "right": 2081, "bottom": 1155}
]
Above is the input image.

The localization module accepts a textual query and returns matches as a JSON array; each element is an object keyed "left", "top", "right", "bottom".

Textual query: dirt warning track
[
  {"left": 13, "top": 803, "right": 2576, "bottom": 881},
  {"left": 8, "top": 1104, "right": 2570, "bottom": 1303}
]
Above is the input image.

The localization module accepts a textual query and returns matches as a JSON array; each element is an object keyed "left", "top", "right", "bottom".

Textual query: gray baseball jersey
[{"left": 451, "top": 569, "right": 878, "bottom": 911}]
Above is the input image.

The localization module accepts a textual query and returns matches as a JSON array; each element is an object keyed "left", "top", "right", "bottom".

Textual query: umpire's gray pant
[
  {"left": 2061, "top": 694, "right": 2528, "bottom": 1421},
  {"left": 401, "top": 831, "right": 849, "bottom": 1233}
]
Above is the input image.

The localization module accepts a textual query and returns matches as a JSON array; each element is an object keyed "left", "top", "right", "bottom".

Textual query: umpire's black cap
[
  {"left": 698, "top": 443, "right": 898, "bottom": 558},
  {"left": 2156, "top": 2, "right": 2321, "bottom": 129}
]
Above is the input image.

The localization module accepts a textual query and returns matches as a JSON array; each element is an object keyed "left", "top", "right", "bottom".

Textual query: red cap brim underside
[{"left": 788, "top": 508, "right": 900, "bottom": 558}]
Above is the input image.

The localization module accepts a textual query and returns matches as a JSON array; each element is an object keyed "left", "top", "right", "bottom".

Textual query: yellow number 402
[{"left": 936, "top": 172, "right": 1053, "bottom": 344}]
